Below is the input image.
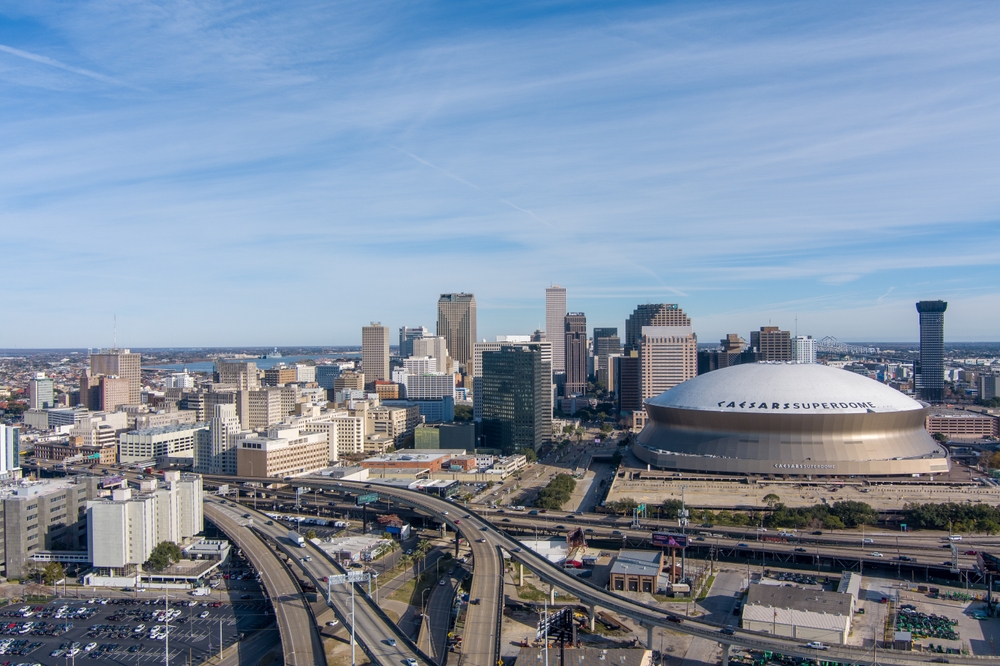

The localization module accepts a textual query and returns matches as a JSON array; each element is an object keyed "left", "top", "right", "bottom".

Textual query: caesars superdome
[{"left": 633, "top": 363, "right": 949, "bottom": 477}]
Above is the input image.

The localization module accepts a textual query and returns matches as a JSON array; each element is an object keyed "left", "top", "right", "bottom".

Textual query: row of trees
[
  {"left": 902, "top": 502, "right": 1000, "bottom": 533},
  {"left": 535, "top": 473, "right": 577, "bottom": 510}
]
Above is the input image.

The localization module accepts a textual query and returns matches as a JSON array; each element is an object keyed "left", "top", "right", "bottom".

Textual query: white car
[
  {"left": 85, "top": 643, "right": 98, "bottom": 652},
  {"left": 870, "top": 552, "right": 883, "bottom": 557},
  {"left": 134, "top": 624, "right": 146, "bottom": 633},
  {"left": 805, "top": 641, "right": 828, "bottom": 650},
  {"left": 67, "top": 648, "right": 81, "bottom": 657},
  {"left": 199, "top": 611, "right": 210, "bottom": 619}
]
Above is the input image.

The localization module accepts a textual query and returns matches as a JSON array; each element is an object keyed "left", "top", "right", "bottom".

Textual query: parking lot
[{"left": 2, "top": 557, "right": 274, "bottom": 665}]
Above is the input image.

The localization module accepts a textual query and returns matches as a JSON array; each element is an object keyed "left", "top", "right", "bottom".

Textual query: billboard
[
  {"left": 651, "top": 532, "right": 688, "bottom": 548},
  {"left": 101, "top": 475, "right": 124, "bottom": 488},
  {"left": 356, "top": 493, "right": 379, "bottom": 506}
]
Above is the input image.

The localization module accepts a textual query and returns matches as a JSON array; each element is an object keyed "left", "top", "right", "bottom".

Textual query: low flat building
[
  {"left": 360, "top": 450, "right": 464, "bottom": 473},
  {"left": 34, "top": 436, "right": 117, "bottom": 465},
  {"left": 610, "top": 550, "right": 663, "bottom": 593},
  {"left": 118, "top": 422, "right": 208, "bottom": 465},
  {"left": 926, "top": 410, "right": 998, "bottom": 440},
  {"left": 742, "top": 584, "right": 853, "bottom": 644},
  {"left": 414, "top": 422, "right": 475, "bottom": 450}
]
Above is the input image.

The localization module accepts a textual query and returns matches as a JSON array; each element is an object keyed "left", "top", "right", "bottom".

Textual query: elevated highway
[{"left": 204, "top": 503, "right": 324, "bottom": 666}]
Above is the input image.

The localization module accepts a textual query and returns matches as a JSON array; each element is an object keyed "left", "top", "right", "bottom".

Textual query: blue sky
[{"left": 3, "top": 1, "right": 1000, "bottom": 347}]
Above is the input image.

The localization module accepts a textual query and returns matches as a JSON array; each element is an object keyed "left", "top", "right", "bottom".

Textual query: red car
[{"left": 966, "top": 550, "right": 978, "bottom": 556}]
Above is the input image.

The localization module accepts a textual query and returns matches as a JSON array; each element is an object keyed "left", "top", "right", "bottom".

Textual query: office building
[
  {"left": 399, "top": 326, "right": 429, "bottom": 358},
  {"left": 362, "top": 322, "right": 390, "bottom": 385},
  {"left": 194, "top": 404, "right": 243, "bottom": 475},
  {"left": 615, "top": 351, "right": 641, "bottom": 413},
  {"left": 333, "top": 371, "right": 365, "bottom": 395},
  {"left": 750, "top": 326, "right": 791, "bottom": 362},
  {"left": 793, "top": 335, "right": 817, "bottom": 363},
  {"left": 406, "top": 373, "right": 455, "bottom": 400},
  {"left": 2, "top": 476, "right": 104, "bottom": 578},
  {"left": 404, "top": 356, "right": 437, "bottom": 376},
  {"left": 28, "top": 373, "right": 54, "bottom": 410},
  {"left": 79, "top": 370, "right": 101, "bottom": 410},
  {"left": 374, "top": 381, "right": 399, "bottom": 400},
  {"left": 299, "top": 413, "right": 365, "bottom": 461},
  {"left": 237, "top": 427, "right": 328, "bottom": 478},
  {"left": 480, "top": 344, "right": 552, "bottom": 454},
  {"left": 34, "top": 435, "right": 116, "bottom": 465},
  {"left": 90, "top": 348, "right": 142, "bottom": 405},
  {"left": 99, "top": 375, "right": 130, "bottom": 412},
  {"left": 263, "top": 366, "right": 297, "bottom": 386},
  {"left": 247, "top": 387, "right": 283, "bottom": 430},
  {"left": 367, "top": 405, "right": 420, "bottom": 449},
  {"left": 315, "top": 365, "right": 342, "bottom": 389},
  {"left": 980, "top": 373, "right": 998, "bottom": 402},
  {"left": 472, "top": 338, "right": 553, "bottom": 420},
  {"left": 295, "top": 364, "right": 316, "bottom": 383},
  {"left": 437, "top": 293, "right": 476, "bottom": 371},
  {"left": 0, "top": 425, "right": 20, "bottom": 480},
  {"left": 86, "top": 471, "right": 203, "bottom": 576},
  {"left": 382, "top": 397, "right": 455, "bottom": 424},
  {"left": 413, "top": 336, "right": 452, "bottom": 375},
  {"left": 163, "top": 371, "right": 195, "bottom": 389},
  {"left": 916, "top": 300, "right": 948, "bottom": 402},
  {"left": 625, "top": 304, "right": 690, "bottom": 352},
  {"left": 564, "top": 313, "right": 588, "bottom": 396},
  {"left": 698, "top": 334, "right": 749, "bottom": 375},
  {"left": 639, "top": 325, "right": 697, "bottom": 401},
  {"left": 118, "top": 422, "right": 208, "bottom": 464},
  {"left": 545, "top": 286, "right": 567, "bottom": 373},
  {"left": 593, "top": 328, "right": 620, "bottom": 389},
  {"left": 216, "top": 359, "right": 260, "bottom": 390},
  {"left": 925, "top": 410, "right": 998, "bottom": 440}
]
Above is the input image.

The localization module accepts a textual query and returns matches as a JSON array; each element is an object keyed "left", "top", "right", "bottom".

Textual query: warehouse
[{"left": 741, "top": 584, "right": 854, "bottom": 644}]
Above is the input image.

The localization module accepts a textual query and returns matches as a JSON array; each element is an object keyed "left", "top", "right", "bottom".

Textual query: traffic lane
[
  {"left": 251, "top": 517, "right": 432, "bottom": 666},
  {"left": 425, "top": 568, "right": 464, "bottom": 660},
  {"left": 205, "top": 505, "right": 322, "bottom": 666}
]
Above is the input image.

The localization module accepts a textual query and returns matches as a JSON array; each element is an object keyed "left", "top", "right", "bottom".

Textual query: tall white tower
[{"left": 545, "top": 285, "right": 567, "bottom": 374}]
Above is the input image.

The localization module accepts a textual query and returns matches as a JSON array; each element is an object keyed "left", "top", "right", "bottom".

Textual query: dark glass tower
[
  {"left": 564, "top": 313, "right": 588, "bottom": 396},
  {"left": 916, "top": 300, "right": 947, "bottom": 402},
  {"left": 480, "top": 345, "right": 551, "bottom": 455}
]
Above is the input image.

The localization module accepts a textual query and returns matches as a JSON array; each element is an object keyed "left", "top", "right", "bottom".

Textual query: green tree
[
  {"left": 562, "top": 424, "right": 576, "bottom": 436},
  {"left": 606, "top": 498, "right": 638, "bottom": 514},
  {"left": 600, "top": 423, "right": 614, "bottom": 435},
  {"left": 146, "top": 541, "right": 183, "bottom": 572},
  {"left": 830, "top": 501, "right": 878, "bottom": 528},
  {"left": 534, "top": 473, "right": 577, "bottom": 510},
  {"left": 517, "top": 447, "right": 538, "bottom": 463},
  {"left": 661, "top": 499, "right": 684, "bottom": 517},
  {"left": 611, "top": 450, "right": 623, "bottom": 467},
  {"left": 822, "top": 514, "right": 846, "bottom": 530},
  {"left": 42, "top": 562, "right": 64, "bottom": 586},
  {"left": 305, "top": 529, "right": 317, "bottom": 540},
  {"left": 762, "top": 493, "right": 780, "bottom": 509},
  {"left": 454, "top": 404, "right": 473, "bottom": 422}
]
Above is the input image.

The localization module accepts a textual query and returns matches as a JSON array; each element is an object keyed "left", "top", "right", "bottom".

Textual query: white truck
[{"left": 288, "top": 530, "right": 306, "bottom": 547}]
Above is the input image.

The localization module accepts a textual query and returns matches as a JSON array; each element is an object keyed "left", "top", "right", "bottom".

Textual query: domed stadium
[{"left": 633, "top": 363, "right": 949, "bottom": 477}]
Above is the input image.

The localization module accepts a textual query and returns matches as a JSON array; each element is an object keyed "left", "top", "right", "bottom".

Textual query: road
[
  {"left": 418, "top": 566, "right": 465, "bottom": 662},
  {"left": 204, "top": 503, "right": 324, "bottom": 666},
  {"left": 213, "top": 499, "right": 435, "bottom": 666}
]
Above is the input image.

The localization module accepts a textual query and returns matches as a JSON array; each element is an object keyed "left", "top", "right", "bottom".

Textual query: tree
[
  {"left": 305, "top": 529, "right": 317, "bottom": 540},
  {"left": 562, "top": 424, "right": 576, "bottom": 436},
  {"left": 454, "top": 404, "right": 473, "bottom": 422},
  {"left": 600, "top": 423, "right": 614, "bottom": 435},
  {"left": 146, "top": 541, "right": 183, "bottom": 572},
  {"left": 987, "top": 451, "right": 1000, "bottom": 470},
  {"left": 830, "top": 501, "right": 878, "bottom": 528},
  {"left": 932, "top": 432, "right": 949, "bottom": 443},
  {"left": 534, "top": 474, "right": 577, "bottom": 510},
  {"left": 762, "top": 493, "right": 780, "bottom": 509},
  {"left": 42, "top": 562, "right": 64, "bottom": 586},
  {"left": 611, "top": 450, "right": 623, "bottom": 467},
  {"left": 517, "top": 447, "right": 538, "bottom": 463},
  {"left": 606, "top": 498, "right": 637, "bottom": 514},
  {"left": 575, "top": 426, "right": 586, "bottom": 444},
  {"left": 661, "top": 499, "right": 684, "bottom": 517}
]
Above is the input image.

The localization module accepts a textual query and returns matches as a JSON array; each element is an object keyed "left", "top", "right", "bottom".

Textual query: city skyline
[{"left": 4, "top": 3, "right": 1000, "bottom": 347}]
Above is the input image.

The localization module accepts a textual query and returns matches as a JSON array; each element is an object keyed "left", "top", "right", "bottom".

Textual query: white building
[
  {"left": 28, "top": 373, "right": 54, "bottom": 410},
  {"left": 118, "top": 422, "right": 208, "bottom": 464},
  {"left": 413, "top": 336, "right": 452, "bottom": 375},
  {"left": 403, "top": 356, "right": 437, "bottom": 375},
  {"left": 639, "top": 325, "right": 697, "bottom": 401},
  {"left": 0, "top": 425, "right": 21, "bottom": 479},
  {"left": 87, "top": 471, "right": 204, "bottom": 575},
  {"left": 194, "top": 404, "right": 244, "bottom": 475},
  {"left": 295, "top": 364, "right": 316, "bottom": 383},
  {"left": 299, "top": 413, "right": 366, "bottom": 461},
  {"left": 406, "top": 373, "right": 455, "bottom": 400},
  {"left": 545, "top": 285, "right": 567, "bottom": 374},
  {"left": 794, "top": 336, "right": 817, "bottom": 364},
  {"left": 164, "top": 371, "right": 195, "bottom": 389}
]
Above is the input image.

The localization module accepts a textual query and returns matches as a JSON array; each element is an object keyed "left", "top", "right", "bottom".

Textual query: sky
[{"left": 3, "top": 1, "right": 1000, "bottom": 348}]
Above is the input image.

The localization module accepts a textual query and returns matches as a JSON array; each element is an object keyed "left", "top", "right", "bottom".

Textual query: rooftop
[
  {"left": 610, "top": 550, "right": 662, "bottom": 577},
  {"left": 746, "top": 584, "right": 853, "bottom": 616}
]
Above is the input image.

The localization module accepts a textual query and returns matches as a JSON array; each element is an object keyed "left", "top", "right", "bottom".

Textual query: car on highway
[
  {"left": 966, "top": 550, "right": 978, "bottom": 556},
  {"left": 407, "top": 659, "right": 418, "bottom": 666},
  {"left": 870, "top": 552, "right": 883, "bottom": 557},
  {"left": 794, "top": 547, "right": 807, "bottom": 552},
  {"left": 327, "top": 620, "right": 339, "bottom": 627},
  {"left": 895, "top": 555, "right": 913, "bottom": 561},
  {"left": 811, "top": 531, "right": 823, "bottom": 535},
  {"left": 556, "top": 525, "right": 565, "bottom": 529},
  {"left": 502, "top": 518, "right": 511, "bottom": 522},
  {"left": 439, "top": 579, "right": 447, "bottom": 586},
  {"left": 719, "top": 627, "right": 734, "bottom": 635},
  {"left": 386, "top": 638, "right": 396, "bottom": 646},
  {"left": 441, "top": 511, "right": 448, "bottom": 515},
  {"left": 806, "top": 641, "right": 828, "bottom": 650},
  {"left": 480, "top": 526, "right": 489, "bottom": 531},
  {"left": 737, "top": 543, "right": 748, "bottom": 547},
  {"left": 512, "top": 547, "right": 522, "bottom": 553},
  {"left": 478, "top": 538, "right": 487, "bottom": 543},
  {"left": 862, "top": 538, "right": 874, "bottom": 544}
]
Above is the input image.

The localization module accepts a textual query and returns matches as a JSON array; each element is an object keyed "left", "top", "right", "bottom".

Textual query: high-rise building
[
  {"left": 195, "top": 404, "right": 243, "bottom": 475},
  {"left": 564, "top": 313, "right": 588, "bottom": 396},
  {"left": 480, "top": 344, "right": 552, "bottom": 455},
  {"left": 413, "top": 336, "right": 452, "bottom": 375},
  {"left": 639, "top": 325, "right": 697, "bottom": 401},
  {"left": 980, "top": 373, "right": 998, "bottom": 402},
  {"left": 216, "top": 359, "right": 260, "bottom": 390},
  {"left": 90, "top": 348, "right": 141, "bottom": 404},
  {"left": 624, "top": 304, "right": 691, "bottom": 352},
  {"left": 593, "top": 328, "right": 620, "bottom": 389},
  {"left": 0, "top": 425, "right": 20, "bottom": 480},
  {"left": 437, "top": 293, "right": 476, "bottom": 371},
  {"left": 916, "top": 300, "right": 948, "bottom": 402},
  {"left": 248, "top": 387, "right": 283, "bottom": 430},
  {"left": 315, "top": 365, "right": 342, "bottom": 389},
  {"left": 399, "top": 326, "right": 429, "bottom": 358},
  {"left": 28, "top": 373, "right": 54, "bottom": 410},
  {"left": 545, "top": 286, "right": 567, "bottom": 373},
  {"left": 750, "top": 326, "right": 791, "bottom": 361},
  {"left": 472, "top": 338, "right": 552, "bottom": 420},
  {"left": 615, "top": 351, "right": 641, "bottom": 413},
  {"left": 263, "top": 366, "right": 297, "bottom": 386},
  {"left": 793, "top": 335, "right": 817, "bottom": 364},
  {"left": 98, "top": 375, "right": 130, "bottom": 412},
  {"left": 362, "top": 322, "right": 390, "bottom": 385},
  {"left": 697, "top": 334, "right": 748, "bottom": 374}
]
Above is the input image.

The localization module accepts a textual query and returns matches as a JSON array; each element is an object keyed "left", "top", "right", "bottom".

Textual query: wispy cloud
[{"left": 0, "top": 43, "right": 123, "bottom": 85}]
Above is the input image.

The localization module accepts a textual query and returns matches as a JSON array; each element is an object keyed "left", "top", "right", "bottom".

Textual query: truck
[
  {"left": 190, "top": 587, "right": 211, "bottom": 597},
  {"left": 288, "top": 531, "right": 306, "bottom": 548}
]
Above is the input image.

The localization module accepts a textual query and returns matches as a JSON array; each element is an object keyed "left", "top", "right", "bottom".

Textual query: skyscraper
[
  {"left": 639, "top": 325, "right": 697, "bottom": 401},
  {"left": 593, "top": 327, "right": 621, "bottom": 389},
  {"left": 564, "top": 313, "right": 588, "bottom": 396},
  {"left": 793, "top": 335, "right": 816, "bottom": 363},
  {"left": 28, "top": 373, "right": 54, "bottom": 410},
  {"left": 545, "top": 286, "right": 567, "bottom": 373},
  {"left": 195, "top": 403, "right": 243, "bottom": 475},
  {"left": 437, "top": 293, "right": 476, "bottom": 372},
  {"left": 472, "top": 337, "right": 552, "bottom": 420},
  {"left": 399, "top": 326, "right": 429, "bottom": 358},
  {"left": 362, "top": 322, "right": 390, "bottom": 385},
  {"left": 0, "top": 424, "right": 20, "bottom": 480},
  {"left": 413, "top": 336, "right": 452, "bottom": 374},
  {"left": 90, "top": 348, "right": 142, "bottom": 404},
  {"left": 750, "top": 326, "right": 791, "bottom": 361},
  {"left": 624, "top": 304, "right": 690, "bottom": 352},
  {"left": 916, "top": 300, "right": 947, "bottom": 402},
  {"left": 480, "top": 344, "right": 552, "bottom": 455}
]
